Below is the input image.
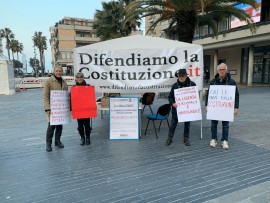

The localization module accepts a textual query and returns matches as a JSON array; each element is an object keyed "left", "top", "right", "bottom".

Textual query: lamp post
[{"left": 33, "top": 46, "right": 38, "bottom": 77}]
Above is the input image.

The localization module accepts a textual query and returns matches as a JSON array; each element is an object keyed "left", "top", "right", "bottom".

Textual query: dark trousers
[
  {"left": 168, "top": 114, "right": 190, "bottom": 140},
  {"left": 46, "top": 123, "right": 63, "bottom": 145},
  {"left": 211, "top": 120, "right": 229, "bottom": 141},
  {"left": 77, "top": 118, "right": 91, "bottom": 138}
]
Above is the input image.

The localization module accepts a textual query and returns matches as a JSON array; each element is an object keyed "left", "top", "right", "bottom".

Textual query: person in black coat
[
  {"left": 166, "top": 69, "right": 196, "bottom": 146},
  {"left": 204, "top": 69, "right": 210, "bottom": 84},
  {"left": 205, "top": 63, "right": 239, "bottom": 150},
  {"left": 73, "top": 72, "right": 92, "bottom": 145}
]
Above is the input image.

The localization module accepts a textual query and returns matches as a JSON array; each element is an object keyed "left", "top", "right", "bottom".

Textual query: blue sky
[
  {"left": 235, "top": 0, "right": 261, "bottom": 9},
  {"left": 0, "top": 0, "right": 110, "bottom": 72}
]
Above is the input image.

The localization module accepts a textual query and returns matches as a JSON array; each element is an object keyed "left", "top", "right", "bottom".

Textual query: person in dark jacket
[
  {"left": 205, "top": 63, "right": 239, "bottom": 150},
  {"left": 73, "top": 72, "right": 92, "bottom": 146},
  {"left": 204, "top": 69, "right": 210, "bottom": 84},
  {"left": 166, "top": 69, "right": 196, "bottom": 146}
]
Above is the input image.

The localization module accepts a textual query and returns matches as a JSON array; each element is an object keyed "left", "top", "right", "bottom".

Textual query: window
[
  {"left": 200, "top": 25, "right": 209, "bottom": 37},
  {"left": 218, "top": 19, "right": 229, "bottom": 32},
  {"left": 209, "top": 27, "right": 213, "bottom": 35},
  {"left": 76, "top": 43, "right": 90, "bottom": 47},
  {"left": 76, "top": 31, "right": 91, "bottom": 38},
  {"left": 66, "top": 52, "right": 71, "bottom": 59},
  {"left": 194, "top": 27, "right": 199, "bottom": 38},
  {"left": 60, "top": 52, "right": 73, "bottom": 59},
  {"left": 61, "top": 52, "right": 66, "bottom": 59}
]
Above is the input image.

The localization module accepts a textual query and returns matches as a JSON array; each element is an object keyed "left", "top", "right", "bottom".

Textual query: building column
[
  {"left": 0, "top": 58, "right": 16, "bottom": 95},
  {"left": 247, "top": 45, "right": 254, "bottom": 86},
  {"left": 213, "top": 50, "right": 218, "bottom": 76}
]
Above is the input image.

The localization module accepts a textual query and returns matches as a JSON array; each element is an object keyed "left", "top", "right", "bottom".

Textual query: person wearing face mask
[
  {"left": 43, "top": 65, "right": 68, "bottom": 152},
  {"left": 166, "top": 69, "right": 196, "bottom": 146}
]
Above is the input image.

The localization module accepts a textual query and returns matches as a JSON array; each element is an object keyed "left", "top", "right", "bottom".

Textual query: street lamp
[{"left": 33, "top": 46, "right": 38, "bottom": 77}]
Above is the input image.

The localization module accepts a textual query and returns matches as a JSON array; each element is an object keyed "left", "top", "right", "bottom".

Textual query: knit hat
[{"left": 178, "top": 69, "right": 187, "bottom": 76}]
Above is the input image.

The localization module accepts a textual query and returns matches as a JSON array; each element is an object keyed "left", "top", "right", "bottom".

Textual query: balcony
[
  {"left": 193, "top": 22, "right": 270, "bottom": 50},
  {"left": 75, "top": 36, "right": 99, "bottom": 42},
  {"left": 58, "top": 36, "right": 75, "bottom": 41},
  {"left": 56, "top": 58, "right": 73, "bottom": 64},
  {"left": 75, "top": 25, "right": 93, "bottom": 31}
]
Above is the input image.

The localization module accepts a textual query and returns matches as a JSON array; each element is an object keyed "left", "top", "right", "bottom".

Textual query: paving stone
[{"left": 0, "top": 86, "right": 270, "bottom": 203}]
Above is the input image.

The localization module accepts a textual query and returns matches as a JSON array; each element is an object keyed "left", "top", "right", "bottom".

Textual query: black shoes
[
  {"left": 184, "top": 138, "right": 191, "bottom": 146},
  {"left": 46, "top": 144, "right": 52, "bottom": 152},
  {"left": 86, "top": 137, "right": 91, "bottom": 145},
  {"left": 166, "top": 139, "right": 172, "bottom": 146},
  {"left": 80, "top": 137, "right": 85, "bottom": 146},
  {"left": 80, "top": 136, "right": 90, "bottom": 145},
  {"left": 165, "top": 138, "right": 190, "bottom": 146},
  {"left": 46, "top": 141, "right": 64, "bottom": 152},
  {"left": 55, "top": 141, "right": 64, "bottom": 148}
]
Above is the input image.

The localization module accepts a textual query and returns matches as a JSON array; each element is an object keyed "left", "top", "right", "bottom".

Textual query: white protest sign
[
  {"left": 206, "top": 85, "right": 236, "bottom": 122},
  {"left": 174, "top": 86, "right": 202, "bottom": 122},
  {"left": 50, "top": 90, "right": 71, "bottom": 125},
  {"left": 109, "top": 97, "right": 139, "bottom": 140}
]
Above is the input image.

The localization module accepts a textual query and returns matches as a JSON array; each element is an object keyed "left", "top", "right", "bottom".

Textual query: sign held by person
[
  {"left": 50, "top": 90, "right": 71, "bottom": 125},
  {"left": 71, "top": 86, "right": 97, "bottom": 119},
  {"left": 174, "top": 86, "right": 202, "bottom": 122},
  {"left": 206, "top": 85, "right": 236, "bottom": 122}
]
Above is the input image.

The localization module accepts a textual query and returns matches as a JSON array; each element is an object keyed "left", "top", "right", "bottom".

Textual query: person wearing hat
[{"left": 166, "top": 68, "right": 196, "bottom": 146}]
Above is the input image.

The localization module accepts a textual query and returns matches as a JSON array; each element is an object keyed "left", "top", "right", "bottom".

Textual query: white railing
[{"left": 15, "top": 76, "right": 75, "bottom": 89}]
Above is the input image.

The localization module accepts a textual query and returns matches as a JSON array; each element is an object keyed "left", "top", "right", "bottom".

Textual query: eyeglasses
[
  {"left": 76, "top": 77, "right": 83, "bottom": 78},
  {"left": 179, "top": 75, "right": 186, "bottom": 78},
  {"left": 219, "top": 69, "right": 226, "bottom": 71}
]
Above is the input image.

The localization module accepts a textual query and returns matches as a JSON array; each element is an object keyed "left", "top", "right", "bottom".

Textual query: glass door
[
  {"left": 253, "top": 53, "right": 264, "bottom": 83},
  {"left": 262, "top": 58, "right": 270, "bottom": 84}
]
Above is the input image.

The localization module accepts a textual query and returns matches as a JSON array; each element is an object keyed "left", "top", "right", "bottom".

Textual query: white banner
[
  {"left": 50, "top": 90, "right": 71, "bottom": 125},
  {"left": 174, "top": 86, "right": 202, "bottom": 122},
  {"left": 206, "top": 85, "right": 236, "bottom": 122},
  {"left": 74, "top": 44, "right": 203, "bottom": 93}
]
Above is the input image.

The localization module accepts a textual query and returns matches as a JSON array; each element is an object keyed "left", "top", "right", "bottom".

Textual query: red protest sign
[{"left": 71, "top": 86, "right": 97, "bottom": 119}]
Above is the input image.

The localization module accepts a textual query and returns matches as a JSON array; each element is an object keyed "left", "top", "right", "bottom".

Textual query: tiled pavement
[{"left": 0, "top": 86, "right": 270, "bottom": 203}]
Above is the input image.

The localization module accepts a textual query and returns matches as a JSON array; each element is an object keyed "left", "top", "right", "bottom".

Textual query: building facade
[
  {"left": 145, "top": 15, "right": 162, "bottom": 37},
  {"left": 50, "top": 17, "right": 99, "bottom": 75},
  {"left": 0, "top": 38, "right": 3, "bottom": 55},
  {"left": 145, "top": 0, "right": 270, "bottom": 86}
]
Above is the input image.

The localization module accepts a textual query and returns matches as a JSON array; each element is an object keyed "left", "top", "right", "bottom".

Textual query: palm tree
[
  {"left": 93, "top": 0, "right": 141, "bottom": 41},
  {"left": 125, "top": 0, "right": 258, "bottom": 43},
  {"left": 9, "top": 40, "right": 23, "bottom": 60},
  {"left": 9, "top": 39, "right": 19, "bottom": 61},
  {"left": 0, "top": 28, "right": 15, "bottom": 59},
  {"left": 122, "top": 0, "right": 142, "bottom": 35},
  {"left": 29, "top": 57, "right": 40, "bottom": 77},
  {"left": 32, "top": 31, "right": 47, "bottom": 75},
  {"left": 16, "top": 42, "right": 24, "bottom": 61}
]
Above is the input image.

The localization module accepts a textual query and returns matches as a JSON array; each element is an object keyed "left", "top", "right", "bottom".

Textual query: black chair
[
  {"left": 144, "top": 104, "right": 171, "bottom": 139},
  {"left": 141, "top": 92, "right": 156, "bottom": 114}
]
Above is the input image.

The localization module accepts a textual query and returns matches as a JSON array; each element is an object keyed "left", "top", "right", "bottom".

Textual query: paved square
[{"left": 0, "top": 86, "right": 270, "bottom": 203}]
